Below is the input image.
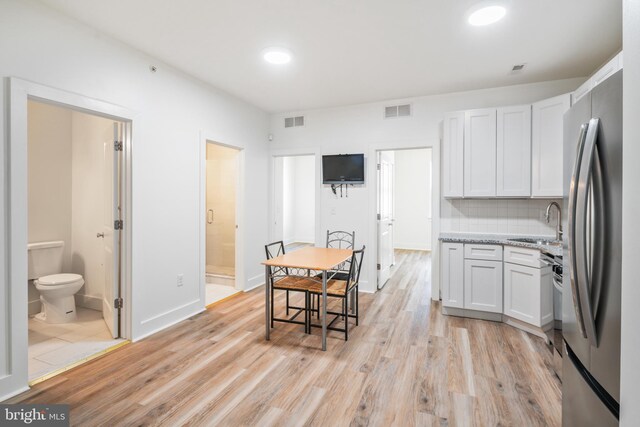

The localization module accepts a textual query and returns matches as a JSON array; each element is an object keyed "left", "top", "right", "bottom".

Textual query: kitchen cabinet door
[
  {"left": 464, "top": 108, "right": 497, "bottom": 197},
  {"left": 497, "top": 105, "right": 531, "bottom": 197},
  {"left": 464, "top": 259, "right": 502, "bottom": 313},
  {"left": 442, "top": 112, "right": 464, "bottom": 198},
  {"left": 441, "top": 243, "right": 464, "bottom": 308},
  {"left": 503, "top": 262, "right": 553, "bottom": 327},
  {"left": 531, "top": 94, "right": 570, "bottom": 197}
]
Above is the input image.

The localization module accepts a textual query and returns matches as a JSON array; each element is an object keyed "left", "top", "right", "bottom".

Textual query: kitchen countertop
[{"left": 439, "top": 232, "right": 563, "bottom": 256}]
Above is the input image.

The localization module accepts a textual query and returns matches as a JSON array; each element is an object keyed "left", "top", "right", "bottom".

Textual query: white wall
[
  {"left": 393, "top": 148, "right": 431, "bottom": 251},
  {"left": 269, "top": 77, "right": 584, "bottom": 293},
  {"left": 0, "top": 0, "right": 269, "bottom": 400},
  {"left": 281, "top": 155, "right": 315, "bottom": 244},
  {"left": 621, "top": 1, "right": 640, "bottom": 424},
  {"left": 282, "top": 157, "right": 295, "bottom": 243},
  {"left": 293, "top": 156, "right": 315, "bottom": 243},
  {"left": 71, "top": 110, "right": 114, "bottom": 310}
]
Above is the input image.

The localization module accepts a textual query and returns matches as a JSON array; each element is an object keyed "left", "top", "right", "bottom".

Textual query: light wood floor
[{"left": 9, "top": 250, "right": 561, "bottom": 426}]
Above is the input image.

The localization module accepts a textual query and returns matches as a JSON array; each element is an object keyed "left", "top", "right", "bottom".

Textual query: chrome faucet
[{"left": 545, "top": 201, "right": 563, "bottom": 242}]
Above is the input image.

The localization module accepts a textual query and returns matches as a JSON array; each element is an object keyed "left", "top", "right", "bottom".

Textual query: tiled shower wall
[{"left": 440, "top": 198, "right": 561, "bottom": 235}]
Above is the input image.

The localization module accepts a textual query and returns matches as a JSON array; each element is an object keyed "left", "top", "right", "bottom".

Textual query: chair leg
[
  {"left": 344, "top": 294, "right": 349, "bottom": 341},
  {"left": 270, "top": 285, "right": 274, "bottom": 329},
  {"left": 355, "top": 285, "right": 359, "bottom": 326},
  {"left": 286, "top": 290, "right": 290, "bottom": 315}
]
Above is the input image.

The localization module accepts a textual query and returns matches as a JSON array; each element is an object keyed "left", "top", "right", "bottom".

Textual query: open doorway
[
  {"left": 377, "top": 148, "right": 433, "bottom": 289},
  {"left": 204, "top": 142, "right": 241, "bottom": 306},
  {"left": 26, "top": 100, "right": 127, "bottom": 382},
  {"left": 273, "top": 155, "right": 316, "bottom": 252}
]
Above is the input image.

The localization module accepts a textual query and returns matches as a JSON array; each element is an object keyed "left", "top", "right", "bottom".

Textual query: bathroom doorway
[
  {"left": 204, "top": 141, "right": 241, "bottom": 306},
  {"left": 25, "top": 99, "right": 127, "bottom": 382}
]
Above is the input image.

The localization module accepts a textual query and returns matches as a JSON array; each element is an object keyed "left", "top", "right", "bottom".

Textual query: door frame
[
  {"left": 368, "top": 143, "right": 440, "bottom": 299},
  {"left": 4, "top": 78, "right": 135, "bottom": 396},
  {"left": 199, "top": 133, "right": 245, "bottom": 304},
  {"left": 269, "top": 148, "right": 322, "bottom": 247}
]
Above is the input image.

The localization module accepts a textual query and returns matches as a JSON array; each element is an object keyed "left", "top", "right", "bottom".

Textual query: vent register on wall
[{"left": 322, "top": 154, "right": 365, "bottom": 198}]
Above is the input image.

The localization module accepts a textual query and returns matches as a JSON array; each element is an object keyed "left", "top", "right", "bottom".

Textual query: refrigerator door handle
[
  {"left": 568, "top": 122, "right": 589, "bottom": 339},
  {"left": 575, "top": 118, "right": 601, "bottom": 347}
]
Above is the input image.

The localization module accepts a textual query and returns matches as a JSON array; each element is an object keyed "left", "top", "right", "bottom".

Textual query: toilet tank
[{"left": 27, "top": 241, "right": 65, "bottom": 280}]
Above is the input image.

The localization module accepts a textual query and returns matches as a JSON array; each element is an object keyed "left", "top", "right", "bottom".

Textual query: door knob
[{"left": 97, "top": 232, "right": 105, "bottom": 238}]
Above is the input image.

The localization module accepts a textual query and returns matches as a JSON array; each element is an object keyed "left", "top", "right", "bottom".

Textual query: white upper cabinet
[
  {"left": 497, "top": 105, "right": 532, "bottom": 197},
  {"left": 442, "top": 112, "right": 464, "bottom": 198},
  {"left": 531, "top": 94, "right": 570, "bottom": 198},
  {"left": 464, "top": 108, "right": 496, "bottom": 197}
]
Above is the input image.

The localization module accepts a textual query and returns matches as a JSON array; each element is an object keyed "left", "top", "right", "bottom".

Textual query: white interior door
[
  {"left": 377, "top": 151, "right": 395, "bottom": 288},
  {"left": 102, "top": 122, "right": 122, "bottom": 338}
]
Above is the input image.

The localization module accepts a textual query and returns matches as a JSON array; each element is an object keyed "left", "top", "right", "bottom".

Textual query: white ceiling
[{"left": 38, "top": 0, "right": 621, "bottom": 113}]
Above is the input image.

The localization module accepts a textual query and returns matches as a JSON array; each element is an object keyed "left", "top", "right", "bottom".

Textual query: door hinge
[
  {"left": 377, "top": 213, "right": 381, "bottom": 220},
  {"left": 114, "top": 219, "right": 124, "bottom": 230},
  {"left": 114, "top": 141, "right": 123, "bottom": 151},
  {"left": 114, "top": 297, "right": 123, "bottom": 309},
  {"left": 377, "top": 263, "right": 381, "bottom": 270},
  {"left": 377, "top": 164, "right": 381, "bottom": 170}
]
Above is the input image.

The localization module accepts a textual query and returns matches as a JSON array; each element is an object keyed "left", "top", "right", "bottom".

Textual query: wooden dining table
[{"left": 262, "top": 246, "right": 353, "bottom": 351}]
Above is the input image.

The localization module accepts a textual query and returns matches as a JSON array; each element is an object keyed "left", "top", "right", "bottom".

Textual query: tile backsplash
[{"left": 440, "top": 198, "right": 561, "bottom": 235}]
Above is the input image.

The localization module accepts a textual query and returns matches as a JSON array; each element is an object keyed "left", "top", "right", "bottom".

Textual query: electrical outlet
[{"left": 177, "top": 274, "right": 184, "bottom": 287}]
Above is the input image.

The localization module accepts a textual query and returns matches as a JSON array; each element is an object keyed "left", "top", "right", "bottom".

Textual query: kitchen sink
[{"left": 507, "top": 237, "right": 562, "bottom": 247}]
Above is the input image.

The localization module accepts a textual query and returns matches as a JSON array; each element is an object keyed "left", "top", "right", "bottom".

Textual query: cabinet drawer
[
  {"left": 464, "top": 244, "right": 502, "bottom": 261},
  {"left": 504, "top": 245, "right": 544, "bottom": 268}
]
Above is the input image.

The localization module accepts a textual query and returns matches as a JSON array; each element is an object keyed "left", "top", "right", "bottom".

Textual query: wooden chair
[
  {"left": 308, "top": 245, "right": 365, "bottom": 341},
  {"left": 264, "top": 241, "right": 314, "bottom": 333}
]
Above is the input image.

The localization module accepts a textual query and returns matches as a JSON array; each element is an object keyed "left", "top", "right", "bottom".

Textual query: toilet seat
[{"left": 36, "top": 273, "right": 83, "bottom": 286}]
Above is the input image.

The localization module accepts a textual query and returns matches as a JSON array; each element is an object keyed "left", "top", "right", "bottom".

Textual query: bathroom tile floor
[
  {"left": 205, "top": 283, "right": 239, "bottom": 307},
  {"left": 28, "top": 307, "right": 124, "bottom": 381}
]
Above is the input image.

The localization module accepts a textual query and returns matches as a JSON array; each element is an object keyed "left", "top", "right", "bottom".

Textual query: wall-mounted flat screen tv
[{"left": 322, "top": 154, "right": 365, "bottom": 184}]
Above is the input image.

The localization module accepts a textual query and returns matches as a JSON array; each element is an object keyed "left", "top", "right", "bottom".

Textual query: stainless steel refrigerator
[{"left": 562, "top": 70, "right": 622, "bottom": 426}]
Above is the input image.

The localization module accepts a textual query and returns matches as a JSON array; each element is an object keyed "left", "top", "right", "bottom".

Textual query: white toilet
[{"left": 28, "top": 241, "right": 84, "bottom": 324}]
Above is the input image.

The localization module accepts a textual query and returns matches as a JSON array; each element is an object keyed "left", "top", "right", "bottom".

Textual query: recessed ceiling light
[
  {"left": 468, "top": 5, "right": 507, "bottom": 26},
  {"left": 263, "top": 47, "right": 292, "bottom": 65}
]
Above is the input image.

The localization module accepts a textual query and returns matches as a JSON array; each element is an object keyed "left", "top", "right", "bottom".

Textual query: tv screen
[{"left": 322, "top": 154, "right": 365, "bottom": 184}]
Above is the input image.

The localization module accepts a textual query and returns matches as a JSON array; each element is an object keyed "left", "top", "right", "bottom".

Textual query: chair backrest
[
  {"left": 265, "top": 241, "right": 287, "bottom": 278},
  {"left": 346, "top": 245, "right": 366, "bottom": 290},
  {"left": 326, "top": 230, "right": 355, "bottom": 249}
]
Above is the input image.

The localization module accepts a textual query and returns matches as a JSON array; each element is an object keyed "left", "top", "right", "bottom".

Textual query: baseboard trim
[
  {"left": 28, "top": 300, "right": 41, "bottom": 316},
  {"left": 0, "top": 386, "right": 30, "bottom": 403},
  {"left": 246, "top": 273, "right": 264, "bottom": 291},
  {"left": 135, "top": 305, "right": 205, "bottom": 342},
  {"left": 244, "top": 280, "right": 265, "bottom": 292},
  {"left": 75, "top": 294, "right": 102, "bottom": 311}
]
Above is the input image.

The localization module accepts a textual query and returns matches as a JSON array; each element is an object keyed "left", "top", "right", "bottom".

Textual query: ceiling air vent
[
  {"left": 511, "top": 64, "right": 526, "bottom": 73},
  {"left": 284, "top": 115, "right": 304, "bottom": 128},
  {"left": 384, "top": 104, "right": 411, "bottom": 119}
]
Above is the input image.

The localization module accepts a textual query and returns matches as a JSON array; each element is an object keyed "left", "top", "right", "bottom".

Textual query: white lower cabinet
[
  {"left": 441, "top": 241, "right": 554, "bottom": 334},
  {"left": 464, "top": 259, "right": 503, "bottom": 313},
  {"left": 441, "top": 243, "right": 464, "bottom": 308},
  {"left": 503, "top": 261, "right": 553, "bottom": 327}
]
